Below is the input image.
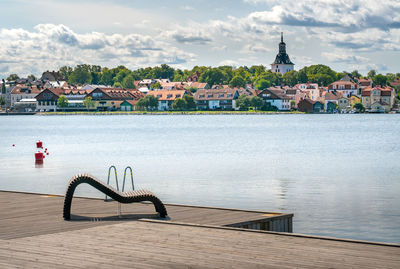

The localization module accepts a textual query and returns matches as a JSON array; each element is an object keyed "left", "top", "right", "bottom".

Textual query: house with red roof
[
  {"left": 35, "top": 88, "right": 65, "bottom": 112},
  {"left": 328, "top": 80, "right": 358, "bottom": 97},
  {"left": 86, "top": 88, "right": 143, "bottom": 111},
  {"left": 361, "top": 86, "right": 395, "bottom": 112},
  {"left": 193, "top": 88, "right": 239, "bottom": 110},
  {"left": 147, "top": 89, "right": 188, "bottom": 110}
]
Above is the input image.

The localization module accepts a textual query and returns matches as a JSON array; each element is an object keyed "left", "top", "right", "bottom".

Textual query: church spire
[{"left": 281, "top": 32, "right": 283, "bottom": 43}]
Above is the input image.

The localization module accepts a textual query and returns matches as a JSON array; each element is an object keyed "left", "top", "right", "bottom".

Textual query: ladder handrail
[
  {"left": 122, "top": 166, "right": 134, "bottom": 192},
  {"left": 105, "top": 165, "right": 119, "bottom": 201}
]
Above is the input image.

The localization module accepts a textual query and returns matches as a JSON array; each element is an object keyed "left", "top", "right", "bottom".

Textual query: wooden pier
[{"left": 0, "top": 190, "right": 399, "bottom": 268}]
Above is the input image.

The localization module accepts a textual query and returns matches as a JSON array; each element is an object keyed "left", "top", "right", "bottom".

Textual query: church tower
[{"left": 271, "top": 33, "right": 294, "bottom": 75}]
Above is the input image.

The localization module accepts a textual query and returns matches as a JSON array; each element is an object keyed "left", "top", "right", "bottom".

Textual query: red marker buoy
[
  {"left": 12, "top": 144, "right": 15, "bottom": 147},
  {"left": 36, "top": 141, "right": 43, "bottom": 148},
  {"left": 46, "top": 153, "right": 49, "bottom": 155},
  {"left": 35, "top": 152, "right": 44, "bottom": 161}
]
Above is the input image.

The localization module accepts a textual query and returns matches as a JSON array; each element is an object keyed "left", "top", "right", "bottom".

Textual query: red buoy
[
  {"left": 36, "top": 141, "right": 43, "bottom": 148},
  {"left": 46, "top": 153, "right": 49, "bottom": 155},
  {"left": 12, "top": 144, "right": 15, "bottom": 147},
  {"left": 35, "top": 152, "right": 44, "bottom": 161}
]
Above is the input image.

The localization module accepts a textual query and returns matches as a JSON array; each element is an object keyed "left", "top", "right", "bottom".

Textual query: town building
[
  {"left": 298, "top": 98, "right": 324, "bottom": 113},
  {"left": 35, "top": 88, "right": 65, "bottom": 112},
  {"left": 271, "top": 33, "right": 294, "bottom": 75},
  {"left": 361, "top": 86, "right": 395, "bottom": 113},
  {"left": 328, "top": 80, "right": 358, "bottom": 97},
  {"left": 147, "top": 89, "right": 188, "bottom": 110},
  {"left": 40, "top": 71, "right": 64, "bottom": 81},
  {"left": 86, "top": 88, "right": 141, "bottom": 111},
  {"left": 193, "top": 88, "right": 238, "bottom": 110},
  {"left": 10, "top": 85, "right": 42, "bottom": 107},
  {"left": 322, "top": 91, "right": 343, "bottom": 112},
  {"left": 257, "top": 88, "right": 291, "bottom": 110}
]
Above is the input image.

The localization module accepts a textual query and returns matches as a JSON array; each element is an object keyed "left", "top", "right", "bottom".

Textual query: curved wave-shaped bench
[{"left": 63, "top": 174, "right": 167, "bottom": 220}]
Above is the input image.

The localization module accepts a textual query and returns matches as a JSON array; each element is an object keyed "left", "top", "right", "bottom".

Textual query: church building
[{"left": 271, "top": 33, "right": 294, "bottom": 75}]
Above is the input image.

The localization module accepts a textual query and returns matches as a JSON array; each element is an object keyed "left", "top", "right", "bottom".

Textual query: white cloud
[{"left": 0, "top": 24, "right": 196, "bottom": 77}]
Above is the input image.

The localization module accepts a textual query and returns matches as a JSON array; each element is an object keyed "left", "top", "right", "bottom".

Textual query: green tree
[
  {"left": 290, "top": 100, "right": 296, "bottom": 110},
  {"left": 229, "top": 76, "right": 246, "bottom": 88},
  {"left": 27, "top": 74, "right": 36, "bottom": 81},
  {"left": 151, "top": 82, "right": 162, "bottom": 89},
  {"left": 0, "top": 95, "right": 5, "bottom": 109},
  {"left": 250, "top": 96, "right": 264, "bottom": 110},
  {"left": 114, "top": 69, "right": 131, "bottom": 84},
  {"left": 83, "top": 96, "right": 95, "bottom": 111},
  {"left": 136, "top": 95, "right": 159, "bottom": 111},
  {"left": 372, "top": 74, "right": 388, "bottom": 86},
  {"left": 7, "top": 74, "right": 19, "bottom": 81},
  {"left": 351, "top": 70, "right": 362, "bottom": 78},
  {"left": 367, "top": 70, "right": 376, "bottom": 79},
  {"left": 122, "top": 74, "right": 136, "bottom": 89},
  {"left": 68, "top": 65, "right": 91, "bottom": 85},
  {"left": 235, "top": 95, "right": 251, "bottom": 110},
  {"left": 183, "top": 95, "right": 196, "bottom": 110},
  {"left": 282, "top": 70, "right": 298, "bottom": 86},
  {"left": 57, "top": 95, "right": 68, "bottom": 111},
  {"left": 187, "top": 86, "right": 198, "bottom": 93},
  {"left": 113, "top": 82, "right": 122, "bottom": 88},
  {"left": 100, "top": 68, "right": 114, "bottom": 86},
  {"left": 59, "top": 66, "right": 73, "bottom": 81},
  {"left": 353, "top": 102, "right": 365, "bottom": 112},
  {"left": 199, "top": 68, "right": 226, "bottom": 87},
  {"left": 255, "top": 79, "right": 271, "bottom": 90},
  {"left": 172, "top": 98, "right": 186, "bottom": 110}
]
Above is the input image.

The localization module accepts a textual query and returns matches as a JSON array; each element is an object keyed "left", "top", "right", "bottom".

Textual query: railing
[{"left": 104, "top": 165, "right": 136, "bottom": 217}]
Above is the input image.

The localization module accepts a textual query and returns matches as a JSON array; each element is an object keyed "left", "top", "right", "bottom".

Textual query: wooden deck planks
[
  {"left": 1, "top": 221, "right": 399, "bottom": 269},
  {"left": 1, "top": 190, "right": 399, "bottom": 268}
]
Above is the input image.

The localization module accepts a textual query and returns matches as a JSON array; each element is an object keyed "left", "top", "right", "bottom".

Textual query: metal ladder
[
  {"left": 104, "top": 165, "right": 135, "bottom": 217},
  {"left": 104, "top": 165, "right": 135, "bottom": 200}
]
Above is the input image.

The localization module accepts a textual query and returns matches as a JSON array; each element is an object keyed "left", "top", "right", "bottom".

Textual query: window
[
  {"left": 176, "top": 94, "right": 181, "bottom": 98},
  {"left": 227, "top": 94, "right": 232, "bottom": 98},
  {"left": 218, "top": 94, "right": 224, "bottom": 98},
  {"left": 167, "top": 94, "right": 172, "bottom": 98},
  {"left": 157, "top": 94, "right": 162, "bottom": 98},
  {"left": 208, "top": 94, "right": 213, "bottom": 97},
  {"left": 93, "top": 92, "right": 103, "bottom": 98},
  {"left": 199, "top": 94, "right": 205, "bottom": 98}
]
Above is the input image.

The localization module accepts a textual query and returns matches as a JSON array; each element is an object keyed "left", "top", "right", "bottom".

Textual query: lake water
[{"left": 1, "top": 114, "right": 399, "bottom": 243}]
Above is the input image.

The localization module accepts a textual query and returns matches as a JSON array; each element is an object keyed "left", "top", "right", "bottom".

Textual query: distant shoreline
[{"left": 1, "top": 111, "right": 399, "bottom": 115}]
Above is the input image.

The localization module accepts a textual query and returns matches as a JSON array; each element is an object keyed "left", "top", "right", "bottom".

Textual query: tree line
[{"left": 4, "top": 64, "right": 400, "bottom": 89}]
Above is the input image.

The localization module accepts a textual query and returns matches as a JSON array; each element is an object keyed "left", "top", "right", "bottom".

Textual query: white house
[{"left": 258, "top": 88, "right": 291, "bottom": 110}]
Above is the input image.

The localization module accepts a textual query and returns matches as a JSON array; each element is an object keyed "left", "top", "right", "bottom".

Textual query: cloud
[
  {"left": 166, "top": 30, "right": 212, "bottom": 44},
  {"left": 0, "top": 24, "right": 196, "bottom": 77},
  {"left": 243, "top": 0, "right": 400, "bottom": 31},
  {"left": 218, "top": 60, "right": 239, "bottom": 66},
  {"left": 322, "top": 52, "right": 369, "bottom": 64}
]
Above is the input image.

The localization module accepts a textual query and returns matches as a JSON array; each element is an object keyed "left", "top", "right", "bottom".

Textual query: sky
[{"left": 0, "top": 0, "right": 399, "bottom": 78}]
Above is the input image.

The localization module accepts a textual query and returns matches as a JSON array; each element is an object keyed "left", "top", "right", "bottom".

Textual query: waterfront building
[
  {"left": 294, "top": 83, "right": 321, "bottom": 101},
  {"left": 86, "top": 88, "right": 142, "bottom": 111},
  {"left": 328, "top": 80, "right": 358, "bottom": 97},
  {"left": 361, "top": 86, "right": 395, "bottom": 113},
  {"left": 271, "top": 33, "right": 294, "bottom": 75},
  {"left": 298, "top": 98, "right": 323, "bottom": 113},
  {"left": 193, "top": 88, "right": 238, "bottom": 110},
  {"left": 10, "top": 85, "right": 42, "bottom": 107},
  {"left": 337, "top": 97, "right": 350, "bottom": 112},
  {"left": 35, "top": 88, "right": 65, "bottom": 112},
  {"left": 322, "top": 91, "right": 343, "bottom": 112},
  {"left": 147, "top": 89, "right": 188, "bottom": 110},
  {"left": 257, "top": 88, "right": 291, "bottom": 110}
]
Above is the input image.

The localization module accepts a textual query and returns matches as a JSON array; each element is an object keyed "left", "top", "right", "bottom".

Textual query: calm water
[{"left": 1, "top": 114, "right": 399, "bottom": 243}]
